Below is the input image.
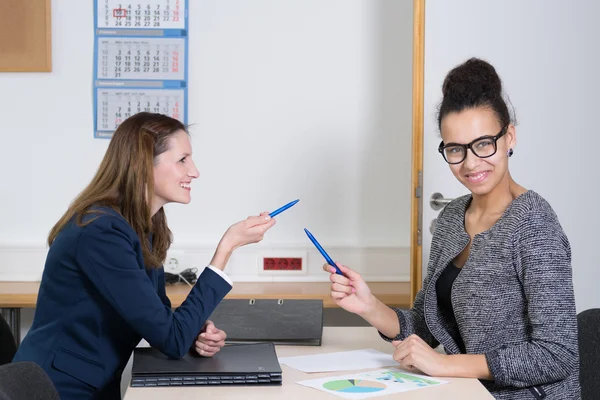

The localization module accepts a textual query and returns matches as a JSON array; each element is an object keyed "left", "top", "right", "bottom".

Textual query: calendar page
[
  {"left": 96, "top": 88, "right": 185, "bottom": 137},
  {"left": 97, "top": 0, "right": 185, "bottom": 30},
  {"left": 97, "top": 38, "right": 185, "bottom": 81}
]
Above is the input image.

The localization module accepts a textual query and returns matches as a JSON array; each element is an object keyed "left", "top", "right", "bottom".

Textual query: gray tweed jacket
[{"left": 383, "top": 191, "right": 580, "bottom": 399}]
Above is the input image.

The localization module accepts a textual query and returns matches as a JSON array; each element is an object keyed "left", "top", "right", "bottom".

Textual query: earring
[{"left": 507, "top": 148, "right": 514, "bottom": 157}]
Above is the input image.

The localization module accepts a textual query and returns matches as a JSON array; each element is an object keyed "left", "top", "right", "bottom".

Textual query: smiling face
[
  {"left": 440, "top": 107, "right": 516, "bottom": 197},
  {"left": 152, "top": 129, "right": 199, "bottom": 213}
]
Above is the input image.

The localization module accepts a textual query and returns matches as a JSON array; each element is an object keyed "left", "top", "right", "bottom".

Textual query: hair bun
[
  {"left": 437, "top": 57, "right": 513, "bottom": 130},
  {"left": 442, "top": 58, "right": 502, "bottom": 99}
]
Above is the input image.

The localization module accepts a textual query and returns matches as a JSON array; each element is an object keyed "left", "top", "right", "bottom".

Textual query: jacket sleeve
[
  {"left": 76, "top": 216, "right": 231, "bottom": 359},
  {"left": 156, "top": 268, "right": 172, "bottom": 309},
  {"left": 378, "top": 207, "right": 450, "bottom": 348},
  {"left": 484, "top": 208, "right": 579, "bottom": 387}
]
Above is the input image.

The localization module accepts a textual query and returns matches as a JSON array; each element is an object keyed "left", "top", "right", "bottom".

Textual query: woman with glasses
[{"left": 324, "top": 58, "right": 579, "bottom": 399}]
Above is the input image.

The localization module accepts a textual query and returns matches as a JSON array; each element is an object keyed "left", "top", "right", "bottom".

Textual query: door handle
[{"left": 429, "top": 192, "right": 454, "bottom": 210}]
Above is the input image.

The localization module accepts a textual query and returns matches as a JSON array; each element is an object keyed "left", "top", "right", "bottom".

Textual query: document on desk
[
  {"left": 279, "top": 349, "right": 396, "bottom": 373},
  {"left": 297, "top": 368, "right": 449, "bottom": 399}
]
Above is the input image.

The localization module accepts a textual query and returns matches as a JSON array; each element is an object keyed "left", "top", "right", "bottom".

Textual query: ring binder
[{"left": 209, "top": 299, "right": 324, "bottom": 346}]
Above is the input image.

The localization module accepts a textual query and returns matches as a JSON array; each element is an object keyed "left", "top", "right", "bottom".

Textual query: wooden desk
[
  {"left": 166, "top": 282, "right": 410, "bottom": 308},
  {"left": 123, "top": 327, "right": 494, "bottom": 400},
  {"left": 0, "top": 281, "right": 410, "bottom": 344}
]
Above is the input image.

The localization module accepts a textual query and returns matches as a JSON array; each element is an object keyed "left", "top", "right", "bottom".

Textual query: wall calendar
[{"left": 93, "top": 0, "right": 188, "bottom": 138}]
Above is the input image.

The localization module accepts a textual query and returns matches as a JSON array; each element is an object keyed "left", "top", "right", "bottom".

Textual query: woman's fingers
[{"left": 332, "top": 282, "right": 354, "bottom": 295}]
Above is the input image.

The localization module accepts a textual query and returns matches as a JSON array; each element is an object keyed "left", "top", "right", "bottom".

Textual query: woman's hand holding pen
[
  {"left": 221, "top": 212, "right": 277, "bottom": 250},
  {"left": 211, "top": 212, "right": 276, "bottom": 270},
  {"left": 324, "top": 263, "right": 402, "bottom": 338},
  {"left": 323, "top": 263, "right": 375, "bottom": 316}
]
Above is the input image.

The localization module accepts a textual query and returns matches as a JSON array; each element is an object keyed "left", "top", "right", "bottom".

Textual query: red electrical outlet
[{"left": 263, "top": 257, "right": 303, "bottom": 271}]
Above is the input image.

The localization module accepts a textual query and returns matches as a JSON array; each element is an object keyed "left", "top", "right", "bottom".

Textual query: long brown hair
[{"left": 48, "top": 112, "right": 186, "bottom": 268}]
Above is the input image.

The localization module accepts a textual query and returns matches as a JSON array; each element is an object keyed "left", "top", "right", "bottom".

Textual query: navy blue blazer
[{"left": 13, "top": 208, "right": 232, "bottom": 399}]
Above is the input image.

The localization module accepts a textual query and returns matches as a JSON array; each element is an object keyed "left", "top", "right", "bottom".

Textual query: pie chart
[{"left": 323, "top": 379, "right": 386, "bottom": 393}]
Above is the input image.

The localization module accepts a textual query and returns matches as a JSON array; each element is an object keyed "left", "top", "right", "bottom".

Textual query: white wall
[
  {"left": 423, "top": 0, "right": 600, "bottom": 312},
  {"left": 0, "top": 0, "right": 413, "bottom": 282}
]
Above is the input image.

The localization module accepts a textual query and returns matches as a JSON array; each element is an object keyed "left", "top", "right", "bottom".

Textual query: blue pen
[
  {"left": 269, "top": 199, "right": 300, "bottom": 218},
  {"left": 304, "top": 228, "right": 343, "bottom": 275}
]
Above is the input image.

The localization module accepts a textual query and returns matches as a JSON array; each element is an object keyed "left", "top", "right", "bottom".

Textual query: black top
[{"left": 436, "top": 262, "right": 466, "bottom": 353}]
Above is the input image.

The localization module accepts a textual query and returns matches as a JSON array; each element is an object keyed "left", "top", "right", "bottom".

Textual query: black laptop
[{"left": 131, "top": 342, "right": 282, "bottom": 387}]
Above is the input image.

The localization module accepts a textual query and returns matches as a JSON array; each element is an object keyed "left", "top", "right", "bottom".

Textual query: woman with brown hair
[{"left": 13, "top": 112, "right": 276, "bottom": 399}]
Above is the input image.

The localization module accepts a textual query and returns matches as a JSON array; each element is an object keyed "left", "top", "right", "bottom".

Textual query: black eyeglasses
[{"left": 438, "top": 126, "right": 508, "bottom": 165}]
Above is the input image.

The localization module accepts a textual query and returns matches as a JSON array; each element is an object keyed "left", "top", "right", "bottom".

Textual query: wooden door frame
[{"left": 410, "top": 0, "right": 425, "bottom": 307}]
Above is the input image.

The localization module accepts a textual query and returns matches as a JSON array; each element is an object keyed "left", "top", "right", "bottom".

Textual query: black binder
[
  {"left": 208, "top": 299, "right": 323, "bottom": 346},
  {"left": 131, "top": 343, "right": 282, "bottom": 387}
]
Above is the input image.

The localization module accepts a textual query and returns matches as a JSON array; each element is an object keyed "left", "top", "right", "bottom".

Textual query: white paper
[
  {"left": 296, "top": 368, "right": 449, "bottom": 399},
  {"left": 279, "top": 349, "right": 397, "bottom": 373}
]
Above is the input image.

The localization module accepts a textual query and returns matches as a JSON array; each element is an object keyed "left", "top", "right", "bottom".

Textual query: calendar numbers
[
  {"left": 98, "top": 0, "right": 184, "bottom": 30},
  {"left": 98, "top": 38, "right": 185, "bottom": 80},
  {"left": 96, "top": 89, "right": 185, "bottom": 135}
]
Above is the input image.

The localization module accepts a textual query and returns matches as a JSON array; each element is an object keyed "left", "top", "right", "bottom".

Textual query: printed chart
[
  {"left": 323, "top": 380, "right": 386, "bottom": 394},
  {"left": 297, "top": 368, "right": 448, "bottom": 399}
]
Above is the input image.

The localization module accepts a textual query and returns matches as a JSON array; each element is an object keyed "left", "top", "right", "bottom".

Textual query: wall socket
[
  {"left": 263, "top": 257, "right": 303, "bottom": 271},
  {"left": 257, "top": 250, "right": 308, "bottom": 276},
  {"left": 165, "top": 250, "right": 185, "bottom": 273}
]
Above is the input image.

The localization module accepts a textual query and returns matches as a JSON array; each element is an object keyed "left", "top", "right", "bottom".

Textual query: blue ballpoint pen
[
  {"left": 269, "top": 199, "right": 300, "bottom": 218},
  {"left": 304, "top": 228, "right": 343, "bottom": 275}
]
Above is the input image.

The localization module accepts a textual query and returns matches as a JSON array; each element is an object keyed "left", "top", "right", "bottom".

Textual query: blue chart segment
[
  {"left": 93, "top": 0, "right": 189, "bottom": 138},
  {"left": 323, "top": 379, "right": 387, "bottom": 393}
]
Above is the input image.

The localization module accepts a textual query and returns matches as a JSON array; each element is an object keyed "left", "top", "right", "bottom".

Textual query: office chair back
[
  {"left": 0, "top": 361, "right": 59, "bottom": 400},
  {"left": 577, "top": 308, "right": 600, "bottom": 400},
  {"left": 0, "top": 315, "right": 16, "bottom": 365}
]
